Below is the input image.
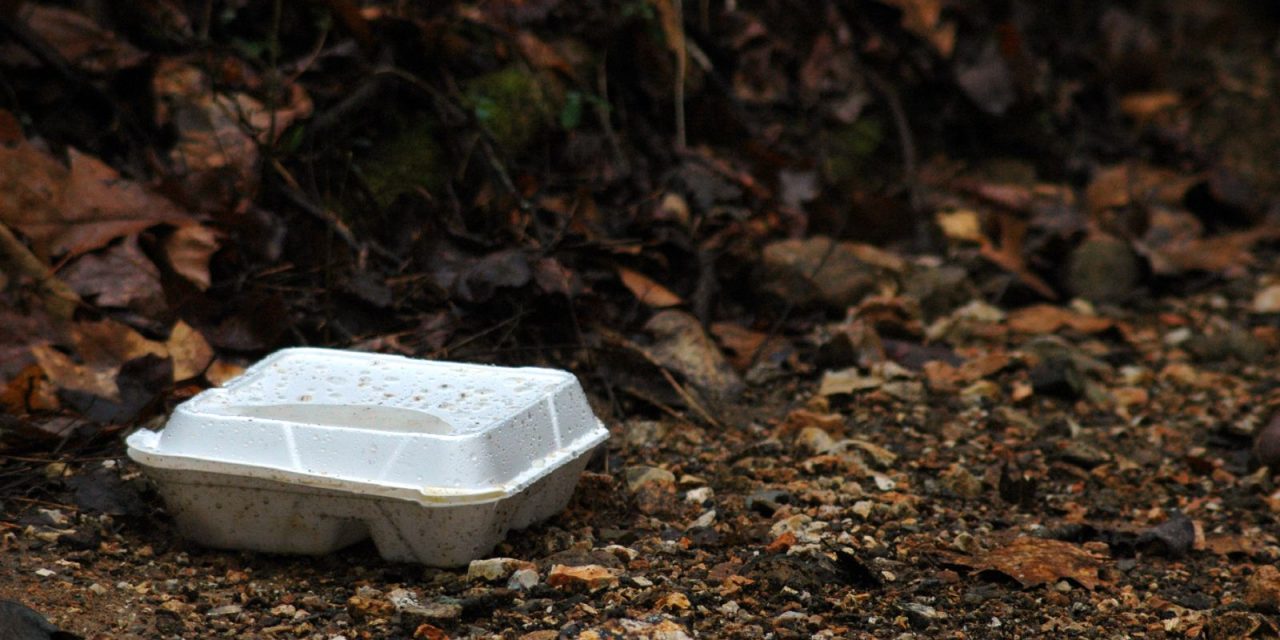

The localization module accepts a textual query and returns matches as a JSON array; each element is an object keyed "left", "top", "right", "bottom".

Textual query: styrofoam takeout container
[{"left": 126, "top": 348, "right": 608, "bottom": 566}]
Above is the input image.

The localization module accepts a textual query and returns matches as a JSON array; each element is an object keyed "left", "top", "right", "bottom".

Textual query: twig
[
  {"left": 0, "top": 222, "right": 79, "bottom": 320},
  {"left": 673, "top": 0, "right": 687, "bottom": 152}
]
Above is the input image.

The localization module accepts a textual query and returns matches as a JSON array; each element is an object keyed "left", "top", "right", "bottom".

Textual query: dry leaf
[
  {"left": 1086, "top": 164, "right": 1199, "bottom": 215},
  {"left": 644, "top": 310, "right": 743, "bottom": 398},
  {"left": 154, "top": 61, "right": 313, "bottom": 213},
  {"left": 0, "top": 364, "right": 60, "bottom": 413},
  {"left": 877, "top": 0, "right": 956, "bottom": 57},
  {"left": 1119, "top": 91, "right": 1180, "bottom": 120},
  {"left": 935, "top": 209, "right": 985, "bottom": 243},
  {"left": 166, "top": 321, "right": 214, "bottom": 381},
  {"left": 60, "top": 236, "right": 164, "bottom": 312},
  {"left": 709, "top": 321, "right": 792, "bottom": 372},
  {"left": 3, "top": 5, "right": 146, "bottom": 73},
  {"left": 205, "top": 359, "right": 246, "bottom": 386},
  {"left": 30, "top": 319, "right": 168, "bottom": 402},
  {"left": 618, "top": 267, "right": 683, "bottom": 308},
  {"left": 165, "top": 223, "right": 221, "bottom": 290},
  {"left": 0, "top": 142, "right": 190, "bottom": 258},
  {"left": 1007, "top": 305, "right": 1113, "bottom": 334},
  {"left": 949, "top": 536, "right": 1107, "bottom": 590}
]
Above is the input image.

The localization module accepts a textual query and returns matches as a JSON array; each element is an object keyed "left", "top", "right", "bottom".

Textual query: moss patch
[
  {"left": 464, "top": 65, "right": 555, "bottom": 154},
  {"left": 358, "top": 117, "right": 445, "bottom": 208}
]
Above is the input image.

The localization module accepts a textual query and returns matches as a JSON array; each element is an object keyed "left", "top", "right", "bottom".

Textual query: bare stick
[{"left": 0, "top": 222, "right": 79, "bottom": 321}]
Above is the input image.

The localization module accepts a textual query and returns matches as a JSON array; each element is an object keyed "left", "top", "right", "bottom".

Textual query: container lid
[{"left": 127, "top": 348, "right": 608, "bottom": 504}]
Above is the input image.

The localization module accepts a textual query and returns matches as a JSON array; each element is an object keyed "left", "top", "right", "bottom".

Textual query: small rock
[
  {"left": 1066, "top": 235, "right": 1142, "bottom": 303},
  {"left": 33, "top": 569, "right": 55, "bottom": 578},
  {"left": 1254, "top": 284, "right": 1280, "bottom": 313},
  {"left": 1053, "top": 440, "right": 1112, "bottom": 469},
  {"left": 939, "top": 465, "right": 984, "bottom": 499},
  {"left": 389, "top": 589, "right": 462, "bottom": 621},
  {"left": 851, "top": 500, "right": 874, "bottom": 518},
  {"left": 207, "top": 604, "right": 242, "bottom": 618},
  {"left": 467, "top": 557, "right": 535, "bottom": 582},
  {"left": 796, "top": 426, "right": 837, "bottom": 454},
  {"left": 1254, "top": 412, "right": 1280, "bottom": 469},
  {"left": 624, "top": 466, "right": 677, "bottom": 515},
  {"left": 1246, "top": 565, "right": 1280, "bottom": 612},
  {"left": 760, "top": 236, "right": 887, "bottom": 309},
  {"left": 507, "top": 568, "right": 539, "bottom": 590},
  {"left": 746, "top": 489, "right": 792, "bottom": 516},
  {"left": 623, "top": 466, "right": 676, "bottom": 492},
  {"left": 547, "top": 564, "right": 619, "bottom": 591},
  {"left": 684, "top": 486, "right": 714, "bottom": 504},
  {"left": 1185, "top": 326, "right": 1267, "bottom": 363},
  {"left": 622, "top": 420, "right": 668, "bottom": 447},
  {"left": 689, "top": 509, "right": 716, "bottom": 528}
]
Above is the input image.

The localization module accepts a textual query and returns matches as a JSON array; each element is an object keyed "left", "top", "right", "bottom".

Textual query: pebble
[
  {"left": 467, "top": 557, "right": 535, "bottom": 582},
  {"left": 796, "top": 427, "right": 837, "bottom": 454},
  {"left": 623, "top": 466, "right": 675, "bottom": 492},
  {"left": 546, "top": 564, "right": 620, "bottom": 591},
  {"left": 759, "top": 236, "right": 883, "bottom": 308},
  {"left": 1254, "top": 412, "right": 1280, "bottom": 469},
  {"left": 1246, "top": 565, "right": 1280, "bottom": 612},
  {"left": 684, "top": 487, "right": 714, "bottom": 503},
  {"left": 507, "top": 568, "right": 539, "bottom": 590},
  {"left": 207, "top": 604, "right": 243, "bottom": 618},
  {"left": 1066, "top": 235, "right": 1142, "bottom": 303},
  {"left": 1253, "top": 284, "right": 1280, "bottom": 313}
]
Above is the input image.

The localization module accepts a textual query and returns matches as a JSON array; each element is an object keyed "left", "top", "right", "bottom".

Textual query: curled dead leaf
[{"left": 618, "top": 267, "right": 682, "bottom": 308}]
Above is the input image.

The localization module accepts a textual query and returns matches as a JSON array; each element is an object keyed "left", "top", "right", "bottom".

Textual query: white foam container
[{"left": 126, "top": 348, "right": 608, "bottom": 566}]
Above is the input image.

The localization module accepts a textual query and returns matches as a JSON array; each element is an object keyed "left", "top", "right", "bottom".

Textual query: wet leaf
[
  {"left": 953, "top": 536, "right": 1107, "bottom": 590},
  {"left": 153, "top": 61, "right": 312, "bottom": 213},
  {"left": 166, "top": 321, "right": 214, "bottom": 382},
  {"left": 1007, "top": 305, "right": 1112, "bottom": 335},
  {"left": 60, "top": 236, "right": 164, "bottom": 314},
  {"left": 3, "top": 5, "right": 146, "bottom": 73},
  {"left": 644, "top": 310, "right": 744, "bottom": 400},
  {"left": 164, "top": 224, "right": 221, "bottom": 290},
  {"left": 0, "top": 142, "right": 190, "bottom": 258},
  {"left": 618, "top": 266, "right": 682, "bottom": 308}
]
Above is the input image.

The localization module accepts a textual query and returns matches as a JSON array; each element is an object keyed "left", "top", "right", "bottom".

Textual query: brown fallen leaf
[
  {"left": 1085, "top": 163, "right": 1199, "bottom": 216},
  {"left": 947, "top": 536, "right": 1107, "bottom": 590},
  {"left": 60, "top": 236, "right": 164, "bottom": 314},
  {"left": 0, "top": 142, "right": 191, "bottom": 258},
  {"left": 644, "top": 310, "right": 744, "bottom": 399},
  {"left": 3, "top": 4, "right": 146, "bottom": 73},
  {"left": 1007, "top": 304, "right": 1113, "bottom": 335},
  {"left": 0, "top": 364, "right": 60, "bottom": 413},
  {"left": 154, "top": 61, "right": 313, "bottom": 213},
  {"left": 30, "top": 319, "right": 168, "bottom": 402},
  {"left": 204, "top": 359, "right": 246, "bottom": 386},
  {"left": 877, "top": 0, "right": 956, "bottom": 57},
  {"left": 1119, "top": 91, "right": 1180, "bottom": 120},
  {"left": 618, "top": 266, "right": 682, "bottom": 308},
  {"left": 164, "top": 224, "right": 221, "bottom": 290},
  {"left": 709, "top": 321, "right": 792, "bottom": 373},
  {"left": 166, "top": 321, "right": 214, "bottom": 382}
]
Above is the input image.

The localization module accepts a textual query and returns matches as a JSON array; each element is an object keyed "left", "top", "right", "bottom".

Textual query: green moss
[
  {"left": 464, "top": 65, "right": 555, "bottom": 153},
  {"left": 823, "top": 116, "right": 886, "bottom": 184},
  {"left": 358, "top": 117, "right": 444, "bottom": 208}
]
